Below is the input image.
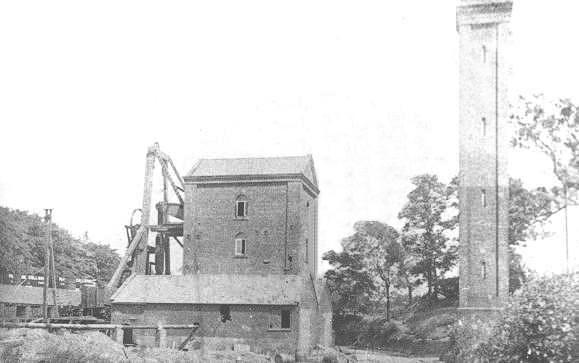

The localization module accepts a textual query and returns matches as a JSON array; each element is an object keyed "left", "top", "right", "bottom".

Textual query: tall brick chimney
[{"left": 457, "top": 0, "right": 513, "bottom": 309}]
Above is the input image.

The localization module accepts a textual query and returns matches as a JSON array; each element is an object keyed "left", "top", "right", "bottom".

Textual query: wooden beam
[
  {"left": 106, "top": 226, "right": 146, "bottom": 290},
  {"left": 158, "top": 157, "right": 184, "bottom": 205},
  {"left": 167, "top": 157, "right": 185, "bottom": 188},
  {"left": 133, "top": 146, "right": 157, "bottom": 275},
  {"left": 0, "top": 322, "right": 199, "bottom": 330},
  {"left": 172, "top": 236, "right": 183, "bottom": 248}
]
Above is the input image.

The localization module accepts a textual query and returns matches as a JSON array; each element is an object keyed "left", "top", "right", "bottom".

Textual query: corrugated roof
[
  {"left": 185, "top": 156, "right": 318, "bottom": 190},
  {"left": 110, "top": 274, "right": 302, "bottom": 305},
  {"left": 0, "top": 284, "right": 81, "bottom": 306}
]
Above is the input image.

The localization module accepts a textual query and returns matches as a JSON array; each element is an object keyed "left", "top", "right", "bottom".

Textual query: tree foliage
[
  {"left": 512, "top": 95, "right": 579, "bottom": 190},
  {"left": 0, "top": 207, "right": 120, "bottom": 287},
  {"left": 444, "top": 273, "right": 578, "bottom": 363},
  {"left": 324, "top": 221, "right": 406, "bottom": 319},
  {"left": 398, "top": 174, "right": 458, "bottom": 297},
  {"left": 509, "top": 178, "right": 559, "bottom": 246},
  {"left": 323, "top": 249, "right": 374, "bottom": 317},
  {"left": 344, "top": 221, "right": 402, "bottom": 320}
]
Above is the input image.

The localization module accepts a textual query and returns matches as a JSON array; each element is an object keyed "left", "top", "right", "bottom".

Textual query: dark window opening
[
  {"left": 481, "top": 117, "right": 487, "bottom": 136},
  {"left": 481, "top": 189, "right": 487, "bottom": 208},
  {"left": 306, "top": 201, "right": 310, "bottom": 208},
  {"left": 281, "top": 310, "right": 291, "bottom": 329},
  {"left": 481, "top": 261, "right": 487, "bottom": 280},
  {"left": 482, "top": 45, "right": 487, "bottom": 63},
  {"left": 236, "top": 201, "right": 247, "bottom": 218},
  {"left": 235, "top": 238, "right": 246, "bottom": 256},
  {"left": 219, "top": 305, "right": 231, "bottom": 323},
  {"left": 123, "top": 327, "right": 134, "bottom": 345},
  {"left": 16, "top": 305, "right": 25, "bottom": 317},
  {"left": 305, "top": 239, "right": 309, "bottom": 264}
]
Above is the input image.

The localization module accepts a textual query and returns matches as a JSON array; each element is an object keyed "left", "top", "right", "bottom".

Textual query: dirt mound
[
  {"left": 0, "top": 328, "right": 126, "bottom": 362},
  {"left": 1, "top": 329, "right": 275, "bottom": 362}
]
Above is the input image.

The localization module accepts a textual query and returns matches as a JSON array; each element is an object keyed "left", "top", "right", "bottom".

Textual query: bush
[
  {"left": 332, "top": 314, "right": 402, "bottom": 348},
  {"left": 442, "top": 273, "right": 578, "bottom": 362},
  {"left": 438, "top": 277, "right": 459, "bottom": 301},
  {"left": 354, "top": 318, "right": 401, "bottom": 348},
  {"left": 413, "top": 313, "right": 456, "bottom": 341}
]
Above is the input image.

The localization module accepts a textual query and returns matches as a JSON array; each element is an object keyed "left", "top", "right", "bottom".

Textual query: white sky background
[{"left": 0, "top": 1, "right": 578, "bottom": 275}]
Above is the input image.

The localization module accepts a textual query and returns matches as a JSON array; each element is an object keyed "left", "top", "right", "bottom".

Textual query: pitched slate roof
[
  {"left": 110, "top": 274, "right": 302, "bottom": 305},
  {"left": 0, "top": 284, "right": 81, "bottom": 306},
  {"left": 185, "top": 156, "right": 318, "bottom": 193}
]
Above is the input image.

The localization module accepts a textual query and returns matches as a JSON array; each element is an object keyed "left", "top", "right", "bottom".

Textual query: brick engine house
[{"left": 110, "top": 155, "right": 332, "bottom": 356}]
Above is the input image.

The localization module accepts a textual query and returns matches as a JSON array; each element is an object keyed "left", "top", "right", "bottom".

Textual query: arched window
[
  {"left": 235, "top": 195, "right": 248, "bottom": 218},
  {"left": 234, "top": 232, "right": 247, "bottom": 256}
]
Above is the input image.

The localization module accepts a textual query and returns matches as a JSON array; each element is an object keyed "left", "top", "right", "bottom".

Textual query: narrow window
[
  {"left": 269, "top": 309, "right": 291, "bottom": 330},
  {"left": 281, "top": 309, "right": 291, "bottom": 329},
  {"left": 481, "top": 189, "right": 487, "bottom": 208},
  {"left": 236, "top": 200, "right": 247, "bottom": 218},
  {"left": 482, "top": 45, "right": 487, "bottom": 63},
  {"left": 481, "top": 261, "right": 487, "bottom": 280},
  {"left": 219, "top": 305, "right": 231, "bottom": 322},
  {"left": 235, "top": 238, "right": 246, "bottom": 256},
  {"left": 16, "top": 305, "right": 25, "bottom": 317},
  {"left": 481, "top": 117, "right": 487, "bottom": 136},
  {"left": 305, "top": 239, "right": 309, "bottom": 264}
]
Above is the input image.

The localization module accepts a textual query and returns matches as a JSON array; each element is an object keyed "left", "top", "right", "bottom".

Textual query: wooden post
[
  {"left": 163, "top": 236, "right": 171, "bottom": 275},
  {"left": 157, "top": 324, "right": 167, "bottom": 348},
  {"left": 43, "top": 209, "right": 52, "bottom": 321},
  {"left": 115, "top": 326, "right": 124, "bottom": 345},
  {"left": 49, "top": 214, "right": 58, "bottom": 317},
  {"left": 134, "top": 145, "right": 157, "bottom": 275},
  {"left": 155, "top": 235, "right": 164, "bottom": 274}
]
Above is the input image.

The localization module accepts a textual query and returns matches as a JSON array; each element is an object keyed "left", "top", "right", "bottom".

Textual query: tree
[
  {"left": 323, "top": 250, "right": 375, "bottom": 317},
  {"left": 84, "top": 242, "right": 121, "bottom": 287},
  {"left": 398, "top": 175, "right": 458, "bottom": 298},
  {"left": 0, "top": 206, "right": 120, "bottom": 287},
  {"left": 512, "top": 95, "right": 579, "bottom": 274},
  {"left": 508, "top": 178, "right": 558, "bottom": 291},
  {"left": 512, "top": 95, "right": 579, "bottom": 190},
  {"left": 343, "top": 221, "right": 402, "bottom": 320},
  {"left": 324, "top": 221, "right": 402, "bottom": 320},
  {"left": 394, "top": 237, "right": 422, "bottom": 306},
  {"left": 508, "top": 178, "right": 559, "bottom": 246}
]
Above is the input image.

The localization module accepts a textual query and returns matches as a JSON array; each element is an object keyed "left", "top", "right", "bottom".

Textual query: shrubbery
[
  {"left": 332, "top": 314, "right": 401, "bottom": 348},
  {"left": 443, "top": 273, "right": 578, "bottom": 362}
]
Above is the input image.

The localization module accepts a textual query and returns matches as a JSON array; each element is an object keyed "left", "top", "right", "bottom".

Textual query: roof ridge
[{"left": 197, "top": 155, "right": 309, "bottom": 161}]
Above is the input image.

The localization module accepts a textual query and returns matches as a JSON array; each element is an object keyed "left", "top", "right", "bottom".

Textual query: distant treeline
[{"left": 0, "top": 207, "right": 120, "bottom": 288}]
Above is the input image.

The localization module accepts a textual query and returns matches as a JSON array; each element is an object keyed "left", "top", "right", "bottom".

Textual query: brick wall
[
  {"left": 458, "top": 2, "right": 511, "bottom": 308},
  {"left": 299, "top": 185, "right": 318, "bottom": 278},
  {"left": 112, "top": 303, "right": 298, "bottom": 353},
  {"left": 183, "top": 180, "right": 317, "bottom": 276}
]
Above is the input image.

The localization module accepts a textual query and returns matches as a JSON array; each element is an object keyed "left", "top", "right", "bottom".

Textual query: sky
[{"left": 1, "top": 1, "right": 578, "bottom": 275}]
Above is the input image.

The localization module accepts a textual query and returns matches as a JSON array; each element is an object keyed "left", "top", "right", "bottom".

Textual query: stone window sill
[
  {"left": 267, "top": 328, "right": 291, "bottom": 332},
  {"left": 234, "top": 217, "right": 248, "bottom": 221},
  {"left": 233, "top": 255, "right": 248, "bottom": 259}
]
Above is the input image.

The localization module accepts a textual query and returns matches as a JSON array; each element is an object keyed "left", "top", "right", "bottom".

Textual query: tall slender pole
[
  {"left": 49, "top": 224, "right": 58, "bottom": 316},
  {"left": 43, "top": 209, "right": 52, "bottom": 321},
  {"left": 564, "top": 182, "right": 569, "bottom": 274}
]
